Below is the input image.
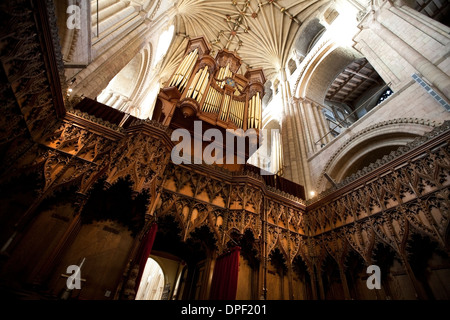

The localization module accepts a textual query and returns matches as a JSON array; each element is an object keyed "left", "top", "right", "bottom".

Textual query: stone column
[
  {"left": 280, "top": 71, "right": 300, "bottom": 183},
  {"left": 372, "top": 18, "right": 450, "bottom": 99},
  {"left": 106, "top": 93, "right": 120, "bottom": 106},
  {"left": 111, "top": 94, "right": 126, "bottom": 110},
  {"left": 98, "top": 90, "right": 113, "bottom": 104},
  {"left": 312, "top": 102, "right": 329, "bottom": 145},
  {"left": 304, "top": 100, "right": 321, "bottom": 153},
  {"left": 290, "top": 97, "right": 313, "bottom": 192},
  {"left": 297, "top": 99, "right": 314, "bottom": 154},
  {"left": 354, "top": 1, "right": 450, "bottom": 99}
]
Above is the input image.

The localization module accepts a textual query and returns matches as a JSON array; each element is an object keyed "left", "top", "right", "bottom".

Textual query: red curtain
[
  {"left": 134, "top": 223, "right": 158, "bottom": 292},
  {"left": 209, "top": 246, "right": 240, "bottom": 300}
]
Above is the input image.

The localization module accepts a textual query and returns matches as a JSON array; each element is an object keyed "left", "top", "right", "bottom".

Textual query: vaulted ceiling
[{"left": 173, "top": 0, "right": 332, "bottom": 79}]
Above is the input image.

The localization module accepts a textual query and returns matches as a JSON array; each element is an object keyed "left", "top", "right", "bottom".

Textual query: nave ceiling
[{"left": 168, "top": 0, "right": 337, "bottom": 79}]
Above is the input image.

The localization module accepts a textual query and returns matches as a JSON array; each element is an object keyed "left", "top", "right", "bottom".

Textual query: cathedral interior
[{"left": 0, "top": 0, "right": 449, "bottom": 301}]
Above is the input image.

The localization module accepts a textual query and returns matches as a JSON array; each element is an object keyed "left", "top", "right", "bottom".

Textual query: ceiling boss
[{"left": 210, "top": 0, "right": 300, "bottom": 63}]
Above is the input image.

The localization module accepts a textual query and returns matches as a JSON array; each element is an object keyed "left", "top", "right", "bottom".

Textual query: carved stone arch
[
  {"left": 45, "top": 156, "right": 103, "bottom": 200},
  {"left": 268, "top": 242, "right": 289, "bottom": 275},
  {"left": 266, "top": 225, "right": 281, "bottom": 257},
  {"left": 185, "top": 202, "right": 215, "bottom": 238},
  {"left": 402, "top": 201, "right": 444, "bottom": 248},
  {"left": 156, "top": 194, "right": 188, "bottom": 236},
  {"left": 371, "top": 238, "right": 401, "bottom": 285},
  {"left": 317, "top": 119, "right": 437, "bottom": 192},
  {"left": 262, "top": 117, "right": 281, "bottom": 131},
  {"left": 293, "top": 39, "right": 360, "bottom": 102},
  {"left": 170, "top": 166, "right": 195, "bottom": 194},
  {"left": 277, "top": 231, "right": 291, "bottom": 263},
  {"left": 155, "top": 191, "right": 177, "bottom": 216},
  {"left": 45, "top": 164, "right": 85, "bottom": 199},
  {"left": 292, "top": 17, "right": 326, "bottom": 58},
  {"left": 201, "top": 177, "right": 227, "bottom": 204},
  {"left": 287, "top": 232, "right": 302, "bottom": 263},
  {"left": 238, "top": 228, "right": 260, "bottom": 269},
  {"left": 78, "top": 163, "right": 110, "bottom": 195},
  {"left": 369, "top": 213, "right": 407, "bottom": 257},
  {"left": 226, "top": 227, "right": 242, "bottom": 238},
  {"left": 209, "top": 207, "right": 226, "bottom": 235},
  {"left": 296, "top": 236, "right": 315, "bottom": 270},
  {"left": 79, "top": 175, "right": 149, "bottom": 236},
  {"left": 220, "top": 226, "right": 242, "bottom": 254},
  {"left": 243, "top": 225, "right": 260, "bottom": 243},
  {"left": 224, "top": 210, "right": 244, "bottom": 236},
  {"left": 344, "top": 220, "right": 378, "bottom": 265},
  {"left": 185, "top": 212, "right": 218, "bottom": 246},
  {"left": 323, "top": 230, "right": 349, "bottom": 267}
]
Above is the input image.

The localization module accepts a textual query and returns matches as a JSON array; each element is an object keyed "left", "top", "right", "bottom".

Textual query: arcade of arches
[{"left": 0, "top": 0, "right": 449, "bottom": 300}]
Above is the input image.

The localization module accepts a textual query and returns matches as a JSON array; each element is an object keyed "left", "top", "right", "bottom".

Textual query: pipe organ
[
  {"left": 169, "top": 48, "right": 199, "bottom": 93},
  {"left": 164, "top": 37, "right": 265, "bottom": 131}
]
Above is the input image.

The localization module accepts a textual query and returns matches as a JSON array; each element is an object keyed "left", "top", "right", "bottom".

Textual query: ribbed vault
[{"left": 172, "top": 0, "right": 331, "bottom": 79}]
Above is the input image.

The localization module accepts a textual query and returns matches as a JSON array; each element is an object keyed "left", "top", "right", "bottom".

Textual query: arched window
[{"left": 153, "top": 25, "right": 175, "bottom": 67}]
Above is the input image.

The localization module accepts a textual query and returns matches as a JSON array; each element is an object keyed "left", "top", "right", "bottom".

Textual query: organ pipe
[
  {"left": 186, "top": 68, "right": 201, "bottom": 97},
  {"left": 247, "top": 93, "right": 262, "bottom": 129},
  {"left": 187, "top": 66, "right": 209, "bottom": 102},
  {"left": 167, "top": 39, "right": 265, "bottom": 132},
  {"left": 216, "top": 64, "right": 232, "bottom": 88},
  {"left": 169, "top": 49, "right": 198, "bottom": 92},
  {"left": 256, "top": 92, "right": 261, "bottom": 129},
  {"left": 220, "top": 94, "right": 230, "bottom": 121},
  {"left": 197, "top": 71, "right": 210, "bottom": 102}
]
